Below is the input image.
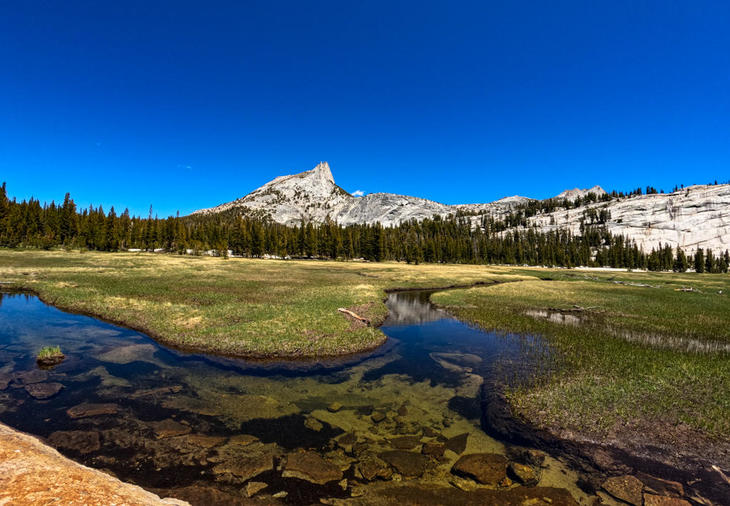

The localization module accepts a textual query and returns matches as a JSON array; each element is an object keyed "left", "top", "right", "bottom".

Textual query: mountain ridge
[{"left": 192, "top": 162, "right": 730, "bottom": 253}]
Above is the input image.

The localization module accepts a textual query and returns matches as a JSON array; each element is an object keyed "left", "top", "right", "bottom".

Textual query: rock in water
[
  {"left": 66, "top": 403, "right": 119, "bottom": 419},
  {"left": 378, "top": 451, "right": 429, "bottom": 478},
  {"left": 602, "top": 475, "right": 645, "bottom": 506},
  {"left": 451, "top": 453, "right": 508, "bottom": 486},
  {"left": 149, "top": 419, "right": 192, "bottom": 439},
  {"left": 47, "top": 431, "right": 101, "bottom": 454},
  {"left": 508, "top": 461, "right": 540, "bottom": 486},
  {"left": 25, "top": 382, "right": 63, "bottom": 399},
  {"left": 282, "top": 451, "right": 343, "bottom": 485}
]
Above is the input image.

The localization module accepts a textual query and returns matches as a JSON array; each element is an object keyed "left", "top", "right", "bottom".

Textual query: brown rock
[
  {"left": 149, "top": 419, "right": 192, "bottom": 439},
  {"left": 212, "top": 455, "right": 273, "bottom": 483},
  {"left": 0, "top": 422, "right": 188, "bottom": 505},
  {"left": 13, "top": 369, "right": 48, "bottom": 385},
  {"left": 452, "top": 453, "right": 509, "bottom": 486},
  {"left": 47, "top": 430, "right": 101, "bottom": 454},
  {"left": 182, "top": 434, "right": 226, "bottom": 449},
  {"left": 328, "top": 402, "right": 343, "bottom": 412},
  {"left": 129, "top": 385, "right": 183, "bottom": 399},
  {"left": 445, "top": 433, "right": 469, "bottom": 454},
  {"left": 422, "top": 442, "right": 446, "bottom": 458},
  {"left": 304, "top": 416, "right": 324, "bottom": 432},
  {"left": 371, "top": 411, "right": 386, "bottom": 423},
  {"left": 245, "top": 481, "right": 268, "bottom": 498},
  {"left": 283, "top": 451, "right": 343, "bottom": 485},
  {"left": 643, "top": 494, "right": 691, "bottom": 506},
  {"left": 637, "top": 473, "right": 685, "bottom": 498},
  {"left": 25, "top": 382, "right": 63, "bottom": 399},
  {"left": 66, "top": 402, "right": 119, "bottom": 419},
  {"left": 356, "top": 455, "right": 392, "bottom": 481},
  {"left": 602, "top": 475, "right": 644, "bottom": 506},
  {"left": 0, "top": 373, "right": 11, "bottom": 390},
  {"left": 509, "top": 462, "right": 540, "bottom": 486},
  {"left": 390, "top": 436, "right": 422, "bottom": 450},
  {"left": 378, "top": 450, "right": 429, "bottom": 478}
]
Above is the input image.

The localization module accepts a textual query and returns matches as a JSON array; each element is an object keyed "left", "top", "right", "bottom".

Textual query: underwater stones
[
  {"left": 80, "top": 366, "right": 131, "bottom": 388},
  {"left": 421, "top": 442, "right": 445, "bottom": 459},
  {"left": 509, "top": 462, "right": 540, "bottom": 486},
  {"left": 371, "top": 411, "right": 386, "bottom": 423},
  {"left": 336, "top": 432, "right": 357, "bottom": 453},
  {"left": 48, "top": 430, "right": 101, "bottom": 454},
  {"left": 445, "top": 433, "right": 469, "bottom": 455},
  {"left": 356, "top": 457, "right": 391, "bottom": 482},
  {"left": 13, "top": 369, "right": 48, "bottom": 385},
  {"left": 305, "top": 416, "right": 324, "bottom": 432},
  {"left": 149, "top": 419, "right": 192, "bottom": 439},
  {"left": 245, "top": 481, "right": 268, "bottom": 498},
  {"left": 212, "top": 454, "right": 273, "bottom": 483},
  {"left": 25, "top": 382, "right": 63, "bottom": 399},
  {"left": 228, "top": 434, "right": 259, "bottom": 447},
  {"left": 601, "top": 475, "right": 644, "bottom": 506},
  {"left": 389, "top": 436, "right": 422, "bottom": 450},
  {"left": 378, "top": 450, "right": 429, "bottom": 478},
  {"left": 0, "top": 373, "right": 11, "bottom": 390},
  {"left": 636, "top": 473, "right": 684, "bottom": 498},
  {"left": 328, "top": 402, "right": 343, "bottom": 413},
  {"left": 451, "top": 453, "right": 508, "bottom": 486},
  {"left": 67, "top": 402, "right": 119, "bottom": 419},
  {"left": 643, "top": 495, "right": 691, "bottom": 506},
  {"left": 282, "top": 451, "right": 343, "bottom": 485},
  {"left": 130, "top": 385, "right": 183, "bottom": 399},
  {"left": 97, "top": 343, "right": 157, "bottom": 364},
  {"left": 182, "top": 434, "right": 227, "bottom": 449}
]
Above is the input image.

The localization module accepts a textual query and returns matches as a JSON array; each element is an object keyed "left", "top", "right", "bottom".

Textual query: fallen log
[{"left": 337, "top": 308, "right": 370, "bottom": 326}]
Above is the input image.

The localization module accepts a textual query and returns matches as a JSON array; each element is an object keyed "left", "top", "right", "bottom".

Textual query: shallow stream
[{"left": 0, "top": 290, "right": 600, "bottom": 504}]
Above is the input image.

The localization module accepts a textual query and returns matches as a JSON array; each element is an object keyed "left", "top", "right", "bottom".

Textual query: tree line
[{"left": 0, "top": 183, "right": 727, "bottom": 273}]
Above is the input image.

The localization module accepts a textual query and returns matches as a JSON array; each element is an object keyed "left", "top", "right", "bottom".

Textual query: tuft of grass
[{"left": 37, "top": 345, "right": 63, "bottom": 360}]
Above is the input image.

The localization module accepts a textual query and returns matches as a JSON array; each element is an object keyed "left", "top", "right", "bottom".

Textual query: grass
[
  {"left": 432, "top": 269, "right": 730, "bottom": 444},
  {"left": 36, "top": 345, "right": 63, "bottom": 361},
  {"left": 2, "top": 249, "right": 728, "bottom": 452},
  {"left": 0, "top": 249, "right": 527, "bottom": 357}
]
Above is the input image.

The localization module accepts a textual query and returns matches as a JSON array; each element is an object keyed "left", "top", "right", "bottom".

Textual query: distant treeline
[{"left": 1, "top": 183, "right": 728, "bottom": 273}]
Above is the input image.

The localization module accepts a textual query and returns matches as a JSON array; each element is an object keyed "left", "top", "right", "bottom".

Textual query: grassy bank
[
  {"left": 432, "top": 269, "right": 730, "bottom": 447},
  {"left": 0, "top": 249, "right": 526, "bottom": 357}
]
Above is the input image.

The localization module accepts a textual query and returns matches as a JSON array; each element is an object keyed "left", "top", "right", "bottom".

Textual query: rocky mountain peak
[
  {"left": 555, "top": 186, "right": 607, "bottom": 201},
  {"left": 312, "top": 161, "right": 335, "bottom": 185}
]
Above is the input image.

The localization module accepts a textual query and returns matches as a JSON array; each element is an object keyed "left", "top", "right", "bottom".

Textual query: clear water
[{"left": 0, "top": 291, "right": 592, "bottom": 504}]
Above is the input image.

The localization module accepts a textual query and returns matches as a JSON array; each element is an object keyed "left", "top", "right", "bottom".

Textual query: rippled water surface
[{"left": 0, "top": 291, "right": 593, "bottom": 504}]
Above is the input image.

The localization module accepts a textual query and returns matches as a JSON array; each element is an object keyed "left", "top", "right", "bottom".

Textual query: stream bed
[{"left": 0, "top": 290, "right": 604, "bottom": 504}]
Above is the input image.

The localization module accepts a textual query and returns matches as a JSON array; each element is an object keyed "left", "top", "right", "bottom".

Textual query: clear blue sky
[{"left": 1, "top": 1, "right": 729, "bottom": 217}]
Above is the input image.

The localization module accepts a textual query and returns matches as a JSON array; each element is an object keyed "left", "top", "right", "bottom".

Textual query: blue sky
[{"left": 1, "top": 1, "right": 729, "bottom": 217}]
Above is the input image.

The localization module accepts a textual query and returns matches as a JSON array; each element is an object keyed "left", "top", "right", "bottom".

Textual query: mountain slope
[{"left": 192, "top": 162, "right": 730, "bottom": 253}]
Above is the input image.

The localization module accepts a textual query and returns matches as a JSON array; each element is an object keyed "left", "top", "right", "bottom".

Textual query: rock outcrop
[
  {"left": 0, "top": 422, "right": 188, "bottom": 505},
  {"left": 192, "top": 162, "right": 730, "bottom": 253}
]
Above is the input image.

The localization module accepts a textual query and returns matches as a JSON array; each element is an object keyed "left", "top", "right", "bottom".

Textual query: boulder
[
  {"left": 245, "top": 481, "right": 268, "bottom": 498},
  {"left": 390, "top": 436, "right": 422, "bottom": 450},
  {"left": 451, "top": 453, "right": 508, "bottom": 486},
  {"left": 283, "top": 451, "right": 343, "bottom": 485}
]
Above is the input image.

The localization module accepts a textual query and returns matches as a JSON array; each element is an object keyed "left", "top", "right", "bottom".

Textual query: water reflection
[{"left": 0, "top": 291, "right": 590, "bottom": 505}]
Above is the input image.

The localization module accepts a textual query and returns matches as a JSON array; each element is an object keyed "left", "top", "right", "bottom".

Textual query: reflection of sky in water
[{"left": 0, "top": 291, "right": 568, "bottom": 501}]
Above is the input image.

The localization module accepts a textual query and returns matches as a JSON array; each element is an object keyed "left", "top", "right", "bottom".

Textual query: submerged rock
[
  {"left": 602, "top": 475, "right": 644, "bottom": 506},
  {"left": 305, "top": 416, "right": 324, "bottom": 432},
  {"left": 389, "top": 436, "right": 422, "bottom": 450},
  {"left": 445, "top": 433, "right": 469, "bottom": 455},
  {"left": 421, "top": 442, "right": 445, "bottom": 459},
  {"left": 149, "top": 419, "right": 192, "bottom": 439},
  {"left": 66, "top": 403, "right": 119, "bottom": 419},
  {"left": 282, "top": 451, "right": 343, "bottom": 485},
  {"left": 451, "top": 453, "right": 508, "bottom": 486},
  {"left": 371, "top": 412, "right": 386, "bottom": 423},
  {"left": 47, "top": 430, "right": 101, "bottom": 454},
  {"left": 212, "top": 454, "right": 273, "bottom": 483},
  {"left": 508, "top": 462, "right": 540, "bottom": 486},
  {"left": 0, "top": 373, "right": 11, "bottom": 390},
  {"left": 13, "top": 369, "right": 48, "bottom": 385},
  {"left": 356, "top": 455, "right": 392, "bottom": 481},
  {"left": 25, "top": 382, "right": 63, "bottom": 400},
  {"left": 643, "top": 494, "right": 691, "bottom": 506},
  {"left": 328, "top": 402, "right": 343, "bottom": 413},
  {"left": 97, "top": 343, "right": 158, "bottom": 364},
  {"left": 378, "top": 451, "right": 428, "bottom": 478},
  {"left": 245, "top": 481, "right": 268, "bottom": 498}
]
